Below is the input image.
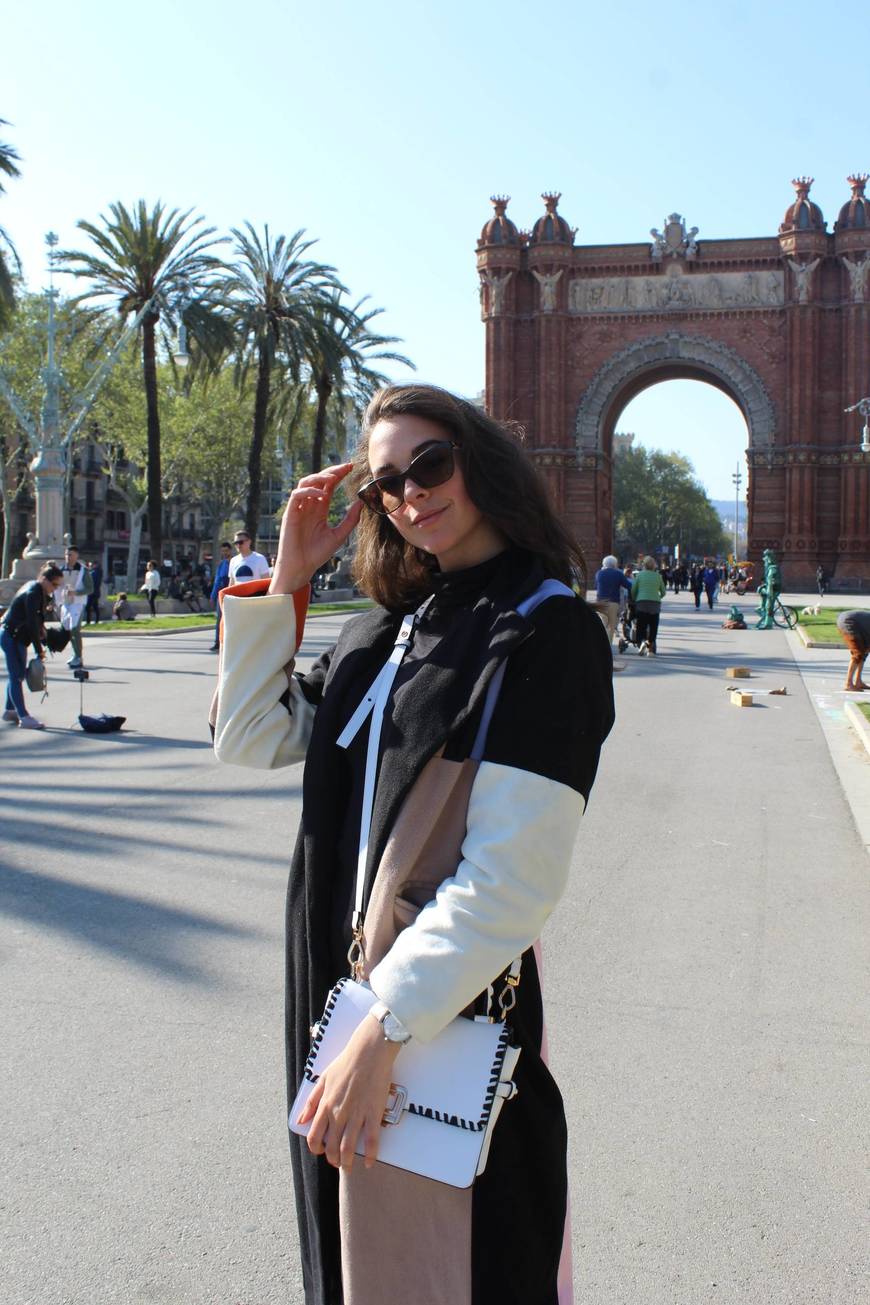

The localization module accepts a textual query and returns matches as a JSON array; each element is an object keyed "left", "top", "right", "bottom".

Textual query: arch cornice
[{"left": 575, "top": 331, "right": 776, "bottom": 451}]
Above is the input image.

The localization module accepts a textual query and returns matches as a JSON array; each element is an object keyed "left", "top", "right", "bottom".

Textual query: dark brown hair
[
  {"left": 351, "top": 384, "right": 586, "bottom": 609},
  {"left": 39, "top": 563, "right": 63, "bottom": 582}
]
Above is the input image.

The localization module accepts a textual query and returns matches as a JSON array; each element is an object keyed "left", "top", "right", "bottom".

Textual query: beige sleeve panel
[
  {"left": 368, "top": 760, "right": 585, "bottom": 1044},
  {"left": 213, "top": 593, "right": 315, "bottom": 769}
]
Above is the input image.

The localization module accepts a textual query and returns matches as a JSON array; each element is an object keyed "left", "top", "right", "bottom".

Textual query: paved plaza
[{"left": 2, "top": 595, "right": 869, "bottom": 1305}]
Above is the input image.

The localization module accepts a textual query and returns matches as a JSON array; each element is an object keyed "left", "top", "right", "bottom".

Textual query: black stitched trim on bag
[
  {"left": 302, "top": 982, "right": 513, "bottom": 1132},
  {"left": 302, "top": 977, "right": 347, "bottom": 1083}
]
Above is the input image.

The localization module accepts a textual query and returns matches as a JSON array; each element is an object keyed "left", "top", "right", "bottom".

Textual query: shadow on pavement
[{"left": 0, "top": 864, "right": 263, "bottom": 984}]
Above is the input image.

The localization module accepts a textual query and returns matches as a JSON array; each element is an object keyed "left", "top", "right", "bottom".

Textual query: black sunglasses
[{"left": 358, "top": 442, "right": 460, "bottom": 516}]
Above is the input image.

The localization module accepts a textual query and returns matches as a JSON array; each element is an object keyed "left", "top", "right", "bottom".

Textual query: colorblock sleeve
[
  {"left": 214, "top": 592, "right": 316, "bottom": 769},
  {"left": 369, "top": 596, "right": 614, "bottom": 1042},
  {"left": 369, "top": 762, "right": 582, "bottom": 1042}
]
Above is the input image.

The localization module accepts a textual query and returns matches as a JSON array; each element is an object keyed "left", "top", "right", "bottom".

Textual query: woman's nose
[{"left": 403, "top": 477, "right": 428, "bottom": 502}]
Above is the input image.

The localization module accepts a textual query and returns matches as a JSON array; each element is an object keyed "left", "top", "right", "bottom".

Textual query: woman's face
[{"left": 366, "top": 414, "right": 505, "bottom": 572}]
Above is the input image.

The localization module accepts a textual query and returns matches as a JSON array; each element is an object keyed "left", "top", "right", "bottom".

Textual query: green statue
[
  {"left": 728, "top": 604, "right": 746, "bottom": 628},
  {"left": 755, "top": 549, "right": 782, "bottom": 629}
]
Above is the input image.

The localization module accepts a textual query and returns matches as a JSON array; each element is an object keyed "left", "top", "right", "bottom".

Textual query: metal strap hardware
[{"left": 382, "top": 1083, "right": 408, "bottom": 1126}]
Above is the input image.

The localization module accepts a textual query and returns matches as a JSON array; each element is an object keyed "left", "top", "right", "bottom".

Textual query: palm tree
[
  {"left": 306, "top": 293, "right": 413, "bottom": 471},
  {"left": 221, "top": 223, "right": 342, "bottom": 541},
  {"left": 58, "top": 201, "right": 229, "bottom": 557},
  {"left": 0, "top": 118, "right": 22, "bottom": 325}
]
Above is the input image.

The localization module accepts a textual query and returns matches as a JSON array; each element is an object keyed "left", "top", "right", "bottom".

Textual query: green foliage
[
  {"left": 613, "top": 442, "right": 729, "bottom": 559},
  {"left": 0, "top": 117, "right": 22, "bottom": 325},
  {"left": 58, "top": 200, "right": 231, "bottom": 555}
]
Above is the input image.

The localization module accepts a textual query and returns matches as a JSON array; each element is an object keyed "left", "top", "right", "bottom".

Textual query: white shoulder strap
[{"left": 340, "top": 577, "right": 574, "bottom": 949}]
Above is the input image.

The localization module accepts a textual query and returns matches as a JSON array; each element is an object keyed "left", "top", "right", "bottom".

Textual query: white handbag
[{"left": 288, "top": 579, "right": 573, "bottom": 1187}]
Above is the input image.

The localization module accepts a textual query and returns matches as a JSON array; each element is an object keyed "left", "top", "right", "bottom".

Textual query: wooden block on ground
[
  {"left": 726, "top": 666, "right": 752, "bottom": 679},
  {"left": 729, "top": 689, "right": 754, "bottom": 707}
]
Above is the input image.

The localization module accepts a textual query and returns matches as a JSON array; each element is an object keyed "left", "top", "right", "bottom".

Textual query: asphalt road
[{"left": 1, "top": 594, "right": 868, "bottom": 1305}]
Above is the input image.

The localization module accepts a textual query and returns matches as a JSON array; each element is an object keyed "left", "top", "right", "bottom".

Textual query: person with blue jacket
[
  {"left": 594, "top": 554, "right": 632, "bottom": 643},
  {"left": 209, "top": 541, "right": 233, "bottom": 651}
]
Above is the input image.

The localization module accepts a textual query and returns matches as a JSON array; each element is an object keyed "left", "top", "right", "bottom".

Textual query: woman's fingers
[
  {"left": 331, "top": 499, "right": 364, "bottom": 547},
  {"left": 298, "top": 1075, "right": 324, "bottom": 1130},
  {"left": 362, "top": 1115, "right": 381, "bottom": 1170}
]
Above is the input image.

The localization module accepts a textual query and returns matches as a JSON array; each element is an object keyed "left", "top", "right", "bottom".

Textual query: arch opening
[{"left": 612, "top": 377, "right": 749, "bottom": 564}]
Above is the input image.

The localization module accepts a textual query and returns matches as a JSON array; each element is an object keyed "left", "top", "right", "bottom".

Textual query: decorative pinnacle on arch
[
  {"left": 791, "top": 176, "right": 814, "bottom": 199},
  {"left": 490, "top": 195, "right": 511, "bottom": 216},
  {"left": 542, "top": 192, "right": 562, "bottom": 213},
  {"left": 847, "top": 174, "right": 869, "bottom": 196}
]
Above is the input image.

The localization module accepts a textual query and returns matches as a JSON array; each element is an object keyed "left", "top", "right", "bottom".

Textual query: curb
[
  {"left": 844, "top": 700, "right": 870, "bottom": 758},
  {"left": 794, "top": 623, "right": 841, "bottom": 650}
]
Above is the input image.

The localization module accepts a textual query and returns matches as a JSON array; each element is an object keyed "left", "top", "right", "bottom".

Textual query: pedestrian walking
[
  {"left": 836, "top": 610, "right": 870, "bottom": 692},
  {"left": 702, "top": 562, "right": 719, "bottom": 610},
  {"left": 209, "top": 541, "right": 232, "bottom": 651},
  {"left": 84, "top": 560, "right": 103, "bottom": 624},
  {"left": 630, "top": 555, "right": 667, "bottom": 654},
  {"left": 57, "top": 544, "right": 92, "bottom": 668},
  {"left": 140, "top": 561, "right": 161, "bottom": 616},
  {"left": 213, "top": 383, "right": 614, "bottom": 1305},
  {"left": 228, "top": 530, "right": 271, "bottom": 585},
  {"left": 690, "top": 564, "right": 704, "bottom": 608},
  {"left": 594, "top": 554, "right": 631, "bottom": 643},
  {"left": 0, "top": 563, "right": 63, "bottom": 729},
  {"left": 816, "top": 564, "right": 828, "bottom": 598}
]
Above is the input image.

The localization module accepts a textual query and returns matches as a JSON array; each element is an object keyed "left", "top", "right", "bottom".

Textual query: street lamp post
[
  {"left": 732, "top": 462, "right": 743, "bottom": 562},
  {"left": 0, "top": 233, "right": 159, "bottom": 597}
]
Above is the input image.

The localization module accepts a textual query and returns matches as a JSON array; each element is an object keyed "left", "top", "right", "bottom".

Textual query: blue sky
[{"left": 2, "top": 0, "right": 866, "bottom": 499}]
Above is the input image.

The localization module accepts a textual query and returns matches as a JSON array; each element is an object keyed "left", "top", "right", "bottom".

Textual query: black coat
[{"left": 283, "top": 551, "right": 614, "bottom": 1303}]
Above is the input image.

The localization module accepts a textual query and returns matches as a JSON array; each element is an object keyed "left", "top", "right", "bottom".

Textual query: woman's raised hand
[{"left": 269, "top": 463, "right": 364, "bottom": 596}]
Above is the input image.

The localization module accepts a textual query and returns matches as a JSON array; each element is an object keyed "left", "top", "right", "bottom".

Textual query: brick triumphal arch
[{"left": 476, "top": 178, "right": 870, "bottom": 587}]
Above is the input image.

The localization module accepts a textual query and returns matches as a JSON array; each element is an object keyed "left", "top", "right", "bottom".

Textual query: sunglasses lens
[
  {"left": 412, "top": 444, "right": 455, "bottom": 489},
  {"left": 360, "top": 444, "right": 457, "bottom": 515}
]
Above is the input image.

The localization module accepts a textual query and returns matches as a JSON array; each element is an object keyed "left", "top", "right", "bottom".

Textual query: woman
[
  {"left": 140, "top": 560, "right": 161, "bottom": 616},
  {"left": 214, "top": 385, "right": 614, "bottom": 1305},
  {"left": 593, "top": 553, "right": 631, "bottom": 643},
  {"left": 630, "top": 555, "right": 666, "bottom": 655},
  {"left": 0, "top": 562, "right": 63, "bottom": 729},
  {"left": 836, "top": 609, "right": 870, "bottom": 691}
]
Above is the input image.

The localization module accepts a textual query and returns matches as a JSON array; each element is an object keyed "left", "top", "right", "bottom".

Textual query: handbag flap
[{"left": 303, "top": 978, "right": 510, "bottom": 1132}]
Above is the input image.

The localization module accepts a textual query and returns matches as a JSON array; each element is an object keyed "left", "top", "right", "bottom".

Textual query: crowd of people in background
[{"left": 594, "top": 555, "right": 756, "bottom": 657}]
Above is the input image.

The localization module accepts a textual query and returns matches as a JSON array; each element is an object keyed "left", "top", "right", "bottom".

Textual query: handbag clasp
[{"left": 382, "top": 1083, "right": 408, "bottom": 1126}]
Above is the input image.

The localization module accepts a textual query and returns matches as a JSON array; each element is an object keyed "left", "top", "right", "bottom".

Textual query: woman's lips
[{"left": 412, "top": 506, "right": 447, "bottom": 528}]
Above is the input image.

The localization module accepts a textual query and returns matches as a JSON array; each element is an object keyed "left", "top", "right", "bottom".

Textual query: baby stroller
[{"left": 616, "top": 593, "right": 640, "bottom": 653}]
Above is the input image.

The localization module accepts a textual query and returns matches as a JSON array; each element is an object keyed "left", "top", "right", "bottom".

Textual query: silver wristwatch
[{"left": 369, "top": 1001, "right": 412, "bottom": 1045}]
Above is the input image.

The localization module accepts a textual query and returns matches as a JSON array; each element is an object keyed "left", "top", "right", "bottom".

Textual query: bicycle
[{"left": 771, "top": 596, "right": 797, "bottom": 629}]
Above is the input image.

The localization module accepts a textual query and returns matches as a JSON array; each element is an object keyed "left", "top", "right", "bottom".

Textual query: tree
[
  {"left": 58, "top": 200, "right": 230, "bottom": 558},
  {"left": 613, "top": 443, "right": 728, "bottom": 559},
  {"left": 164, "top": 369, "right": 256, "bottom": 561},
  {"left": 220, "top": 223, "right": 341, "bottom": 541},
  {"left": 0, "top": 118, "right": 22, "bottom": 326},
  {"left": 305, "top": 292, "right": 413, "bottom": 472}
]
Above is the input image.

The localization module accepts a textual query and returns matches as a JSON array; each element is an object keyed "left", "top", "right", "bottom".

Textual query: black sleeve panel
[
  {"left": 481, "top": 597, "right": 614, "bottom": 802},
  {"left": 292, "top": 646, "right": 334, "bottom": 709}
]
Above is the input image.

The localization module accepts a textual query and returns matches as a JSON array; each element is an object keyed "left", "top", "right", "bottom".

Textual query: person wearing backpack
[{"left": 0, "top": 563, "right": 63, "bottom": 729}]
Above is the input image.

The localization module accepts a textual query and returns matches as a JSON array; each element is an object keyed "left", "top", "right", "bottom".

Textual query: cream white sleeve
[
  {"left": 368, "top": 760, "right": 584, "bottom": 1043},
  {"left": 213, "top": 592, "right": 315, "bottom": 769}
]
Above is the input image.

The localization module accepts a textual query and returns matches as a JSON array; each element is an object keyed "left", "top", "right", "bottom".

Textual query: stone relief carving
[
  {"left": 532, "top": 268, "right": 562, "bottom": 312},
  {"left": 482, "top": 269, "right": 512, "bottom": 315},
  {"left": 650, "top": 214, "right": 699, "bottom": 260},
  {"left": 787, "top": 257, "right": 820, "bottom": 304},
  {"left": 568, "top": 269, "right": 784, "bottom": 314},
  {"left": 841, "top": 255, "right": 870, "bottom": 303}
]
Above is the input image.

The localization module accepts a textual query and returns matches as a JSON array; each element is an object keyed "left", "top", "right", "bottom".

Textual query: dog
[{"left": 801, "top": 604, "right": 821, "bottom": 617}]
